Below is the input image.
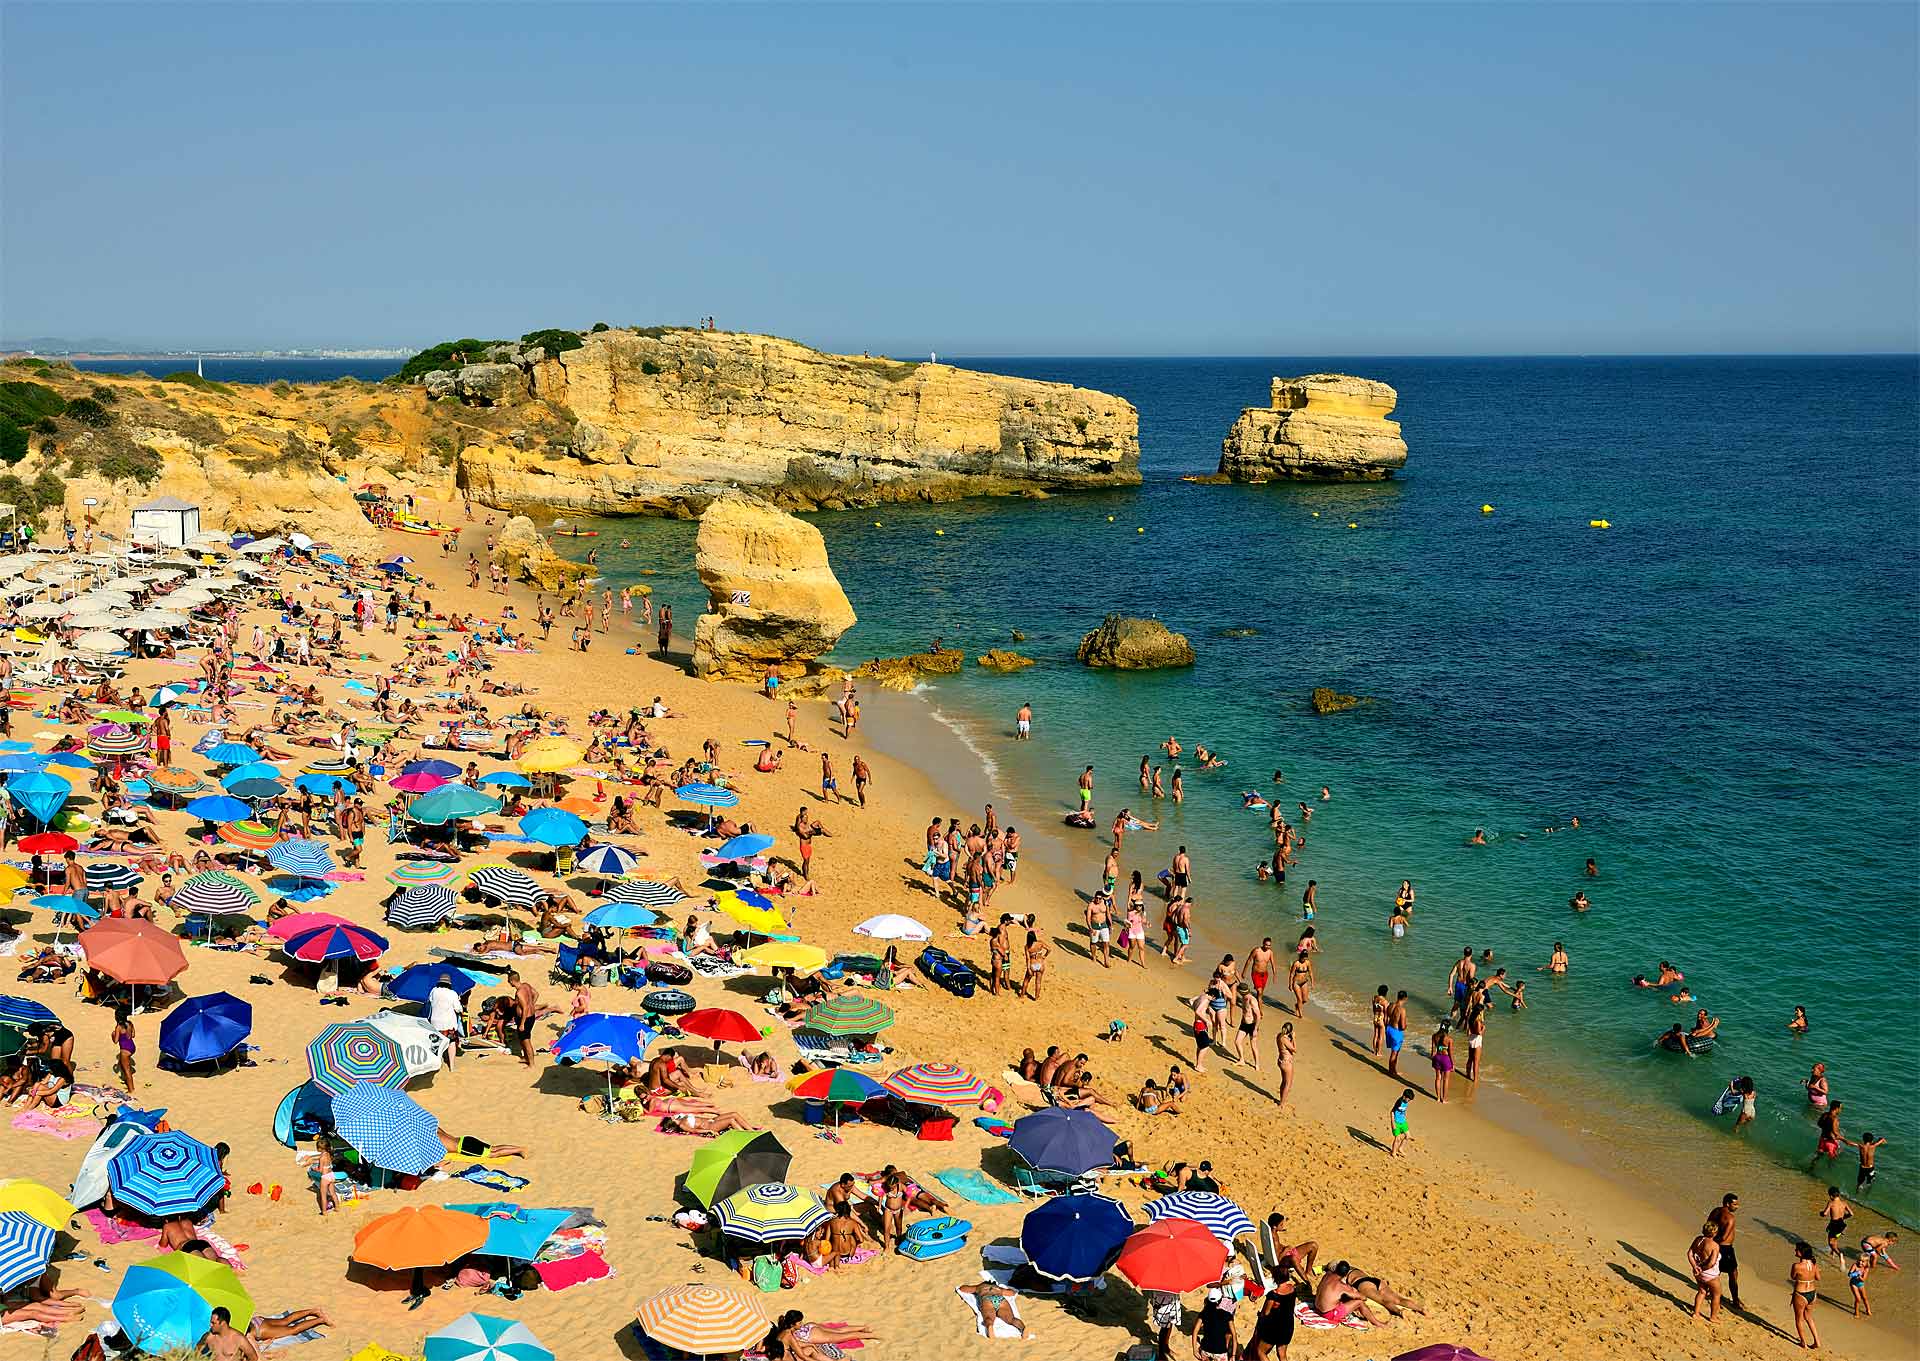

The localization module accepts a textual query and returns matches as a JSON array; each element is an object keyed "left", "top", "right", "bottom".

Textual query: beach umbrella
[
  {"left": 714, "top": 832, "right": 774, "bottom": 861},
  {"left": 107, "top": 1131, "right": 225, "bottom": 1217},
  {"left": 1115, "top": 1217, "right": 1228, "bottom": 1293},
  {"left": 351, "top": 1205, "right": 487, "bottom": 1271},
  {"left": 78, "top": 918, "right": 187, "bottom": 984},
  {"left": 678, "top": 1007, "right": 762, "bottom": 1046},
  {"left": 294, "top": 772, "right": 353, "bottom": 796},
  {"left": 185, "top": 794, "right": 250, "bottom": 824},
  {"left": 150, "top": 685, "right": 189, "bottom": 707},
  {"left": 333, "top": 1083, "right": 445, "bottom": 1175},
  {"left": 786, "top": 1067, "right": 885, "bottom": 1125},
  {"left": 113, "top": 1262, "right": 213, "bottom": 1353},
  {"left": 72, "top": 631, "right": 127, "bottom": 654},
  {"left": 157, "top": 992, "right": 251, "bottom": 1065},
  {"left": 143, "top": 766, "right": 203, "bottom": 797},
  {"left": 202, "top": 742, "right": 261, "bottom": 767},
  {"left": 44, "top": 750, "right": 95, "bottom": 771},
  {"left": 440, "top": 1207, "right": 569, "bottom": 1268},
  {"left": 1142, "top": 1191, "right": 1255, "bottom": 1244},
  {"left": 515, "top": 736, "right": 583, "bottom": 773},
  {"left": 480, "top": 770, "right": 532, "bottom": 789},
  {"left": 1008, "top": 1107, "right": 1117, "bottom": 1175},
  {"left": 16, "top": 831, "right": 75, "bottom": 853},
  {"left": 635, "top": 1283, "right": 768, "bottom": 1356},
  {"left": 402, "top": 758, "right": 463, "bottom": 779},
  {"left": 264, "top": 910, "right": 349, "bottom": 941},
  {"left": 882, "top": 1062, "right": 990, "bottom": 1107},
  {"left": 387, "top": 883, "right": 458, "bottom": 928},
  {"left": 300, "top": 756, "right": 355, "bottom": 776},
  {"left": 387, "top": 860, "right": 461, "bottom": 887},
  {"left": 306, "top": 1020, "right": 409, "bottom": 1095},
  {"left": 0, "top": 1210, "right": 55, "bottom": 1292},
  {"left": 0, "top": 752, "right": 45, "bottom": 773},
  {"left": 1390, "top": 1348, "right": 1502, "bottom": 1361},
  {"left": 364, "top": 1011, "right": 452, "bottom": 1079},
  {"left": 220, "top": 760, "right": 282, "bottom": 787},
  {"left": 582, "top": 900, "right": 658, "bottom": 931},
  {"left": 684, "top": 1129, "right": 792, "bottom": 1209},
  {"left": 267, "top": 838, "right": 336, "bottom": 879},
  {"left": 675, "top": 782, "right": 739, "bottom": 808},
  {"left": 284, "top": 921, "right": 388, "bottom": 964},
  {"left": 519, "top": 807, "right": 587, "bottom": 846},
  {"left": 6, "top": 770, "right": 71, "bottom": 824},
  {"left": 173, "top": 871, "right": 261, "bottom": 917},
  {"left": 15, "top": 601, "right": 69, "bottom": 620},
  {"left": 0, "top": 1179, "right": 74, "bottom": 1231},
  {"left": 137, "top": 1251, "right": 253, "bottom": 1331},
  {"left": 84, "top": 861, "right": 143, "bottom": 891},
  {"left": 602, "top": 878, "right": 686, "bottom": 907},
  {"left": 738, "top": 940, "right": 827, "bottom": 973},
  {"left": 217, "top": 819, "right": 280, "bottom": 851},
  {"left": 714, "top": 1182, "right": 831, "bottom": 1244},
  {"left": 0, "top": 995, "right": 60, "bottom": 1030},
  {"left": 226, "top": 776, "right": 285, "bottom": 802},
  {"left": 853, "top": 913, "right": 932, "bottom": 942},
  {"left": 801, "top": 995, "right": 894, "bottom": 1037},
  {"left": 716, "top": 891, "right": 786, "bottom": 935},
  {"left": 28, "top": 895, "right": 97, "bottom": 932},
  {"left": 408, "top": 783, "right": 501, "bottom": 825},
  {"left": 468, "top": 864, "right": 543, "bottom": 910},
  {"left": 424, "top": 1313, "right": 553, "bottom": 1361},
  {"left": 573, "top": 843, "right": 640, "bottom": 877},
  {"left": 389, "top": 770, "right": 447, "bottom": 793},
  {"left": 1022, "top": 1193, "right": 1134, "bottom": 1282},
  {"left": 0, "top": 863, "right": 31, "bottom": 894},
  {"left": 550, "top": 1012, "right": 656, "bottom": 1065},
  {"left": 386, "top": 962, "right": 482, "bottom": 1003}
]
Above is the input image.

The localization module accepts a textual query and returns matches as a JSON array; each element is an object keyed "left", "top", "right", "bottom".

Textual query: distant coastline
[{"left": 1, "top": 347, "right": 411, "bottom": 361}]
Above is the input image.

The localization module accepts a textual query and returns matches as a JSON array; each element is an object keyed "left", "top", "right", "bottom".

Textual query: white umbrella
[
  {"left": 238, "top": 537, "right": 282, "bottom": 555},
  {"left": 71, "top": 631, "right": 126, "bottom": 653},
  {"left": 364, "top": 1010, "right": 450, "bottom": 1078},
  {"left": 16, "top": 602, "right": 70, "bottom": 620},
  {"left": 853, "top": 913, "right": 934, "bottom": 942},
  {"left": 230, "top": 562, "right": 268, "bottom": 577},
  {"left": 65, "top": 610, "right": 126, "bottom": 630},
  {"left": 122, "top": 610, "right": 189, "bottom": 630},
  {"left": 289, "top": 532, "right": 314, "bottom": 551},
  {"left": 144, "top": 569, "right": 186, "bottom": 582}
]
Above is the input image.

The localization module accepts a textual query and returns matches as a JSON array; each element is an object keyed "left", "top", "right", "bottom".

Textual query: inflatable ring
[
  {"left": 641, "top": 988, "right": 696, "bottom": 1017},
  {"left": 644, "top": 960, "right": 694, "bottom": 986}
]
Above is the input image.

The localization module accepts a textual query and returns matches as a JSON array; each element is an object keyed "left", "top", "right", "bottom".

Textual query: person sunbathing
[
  {"left": 872, "top": 1165, "right": 949, "bottom": 1213},
  {"left": 1330, "top": 1262, "right": 1424, "bottom": 1316},
  {"left": 249, "top": 1306, "right": 333, "bottom": 1343},
  {"left": 956, "top": 1282, "right": 1030, "bottom": 1338},
  {"left": 436, "top": 1129, "right": 526, "bottom": 1159},
  {"left": 768, "top": 1311, "right": 881, "bottom": 1360},
  {"left": 662, "top": 1108, "right": 761, "bottom": 1136},
  {"left": 16, "top": 949, "right": 74, "bottom": 983},
  {"left": 1313, "top": 1264, "right": 1385, "bottom": 1326}
]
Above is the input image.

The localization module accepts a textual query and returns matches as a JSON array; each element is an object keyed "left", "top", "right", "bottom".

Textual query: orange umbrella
[
  {"left": 350, "top": 1205, "right": 486, "bottom": 1271},
  {"left": 555, "top": 796, "right": 600, "bottom": 818},
  {"left": 77, "top": 918, "right": 187, "bottom": 984}
]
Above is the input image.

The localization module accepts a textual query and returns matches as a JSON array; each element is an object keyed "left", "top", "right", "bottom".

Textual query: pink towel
[
  {"left": 532, "top": 1250, "right": 612, "bottom": 1291},
  {"left": 11, "top": 1109, "right": 102, "bottom": 1140},
  {"left": 82, "top": 1209, "right": 160, "bottom": 1244}
]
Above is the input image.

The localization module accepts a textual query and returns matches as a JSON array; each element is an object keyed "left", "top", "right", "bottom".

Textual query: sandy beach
[{"left": 0, "top": 497, "right": 1910, "bottom": 1361}]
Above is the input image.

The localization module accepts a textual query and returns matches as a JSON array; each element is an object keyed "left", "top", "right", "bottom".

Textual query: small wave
[{"left": 927, "top": 705, "right": 1004, "bottom": 793}]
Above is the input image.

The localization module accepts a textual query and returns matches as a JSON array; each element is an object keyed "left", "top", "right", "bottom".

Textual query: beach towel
[
  {"left": 957, "top": 1284, "right": 1027, "bottom": 1338},
  {"left": 196, "top": 1227, "right": 248, "bottom": 1271},
  {"left": 12, "top": 1109, "right": 103, "bottom": 1140},
  {"left": 531, "top": 1249, "right": 612, "bottom": 1291},
  {"left": 259, "top": 1329, "right": 325, "bottom": 1351},
  {"left": 452, "top": 1165, "right": 529, "bottom": 1192},
  {"left": 82, "top": 1208, "right": 159, "bottom": 1244},
  {"left": 933, "top": 1168, "right": 1022, "bottom": 1206},
  {"left": 1293, "top": 1301, "right": 1367, "bottom": 1330},
  {"left": 783, "top": 1247, "right": 881, "bottom": 1277},
  {"left": 972, "top": 1116, "right": 1013, "bottom": 1137}
]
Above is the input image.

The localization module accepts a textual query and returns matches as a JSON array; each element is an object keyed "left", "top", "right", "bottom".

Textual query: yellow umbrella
[
  {"left": 0, "top": 865, "right": 31, "bottom": 894},
  {"left": 737, "top": 940, "right": 826, "bottom": 973},
  {"left": 516, "top": 736, "right": 584, "bottom": 773},
  {"left": 0, "top": 1179, "right": 74, "bottom": 1230},
  {"left": 715, "top": 892, "right": 786, "bottom": 935}
]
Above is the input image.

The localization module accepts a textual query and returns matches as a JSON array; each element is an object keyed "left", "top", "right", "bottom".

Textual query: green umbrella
[
  {"left": 684, "top": 1130, "right": 791, "bottom": 1209},
  {"left": 800, "top": 995, "right": 895, "bottom": 1037}
]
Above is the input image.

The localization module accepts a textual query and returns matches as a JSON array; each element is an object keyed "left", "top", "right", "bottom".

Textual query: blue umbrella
[
  {"left": 386, "top": 883, "right": 458, "bottom": 929},
  {"left": 295, "top": 773, "right": 353, "bottom": 796},
  {"left": 202, "top": 742, "right": 260, "bottom": 767},
  {"left": 108, "top": 1130, "right": 225, "bottom": 1216},
  {"left": 1007, "top": 1107, "right": 1117, "bottom": 1175},
  {"left": 186, "top": 794, "right": 251, "bottom": 823},
  {"left": 220, "top": 761, "right": 281, "bottom": 786},
  {"left": 225, "top": 777, "right": 286, "bottom": 801},
  {"left": 0, "top": 741, "right": 31, "bottom": 753},
  {"left": 730, "top": 888, "right": 775, "bottom": 910},
  {"left": 317, "top": 552, "right": 347, "bottom": 566},
  {"left": 404, "top": 758, "right": 463, "bottom": 779},
  {"left": 444, "top": 1206, "right": 570, "bottom": 1264},
  {"left": 424, "top": 1312, "right": 555, "bottom": 1361},
  {"left": 675, "top": 783, "right": 739, "bottom": 809},
  {"left": 0, "top": 1210, "right": 55, "bottom": 1292},
  {"left": 0, "top": 995, "right": 60, "bottom": 1028},
  {"left": 387, "top": 963, "right": 483, "bottom": 1004},
  {"left": 283, "top": 921, "right": 388, "bottom": 962},
  {"left": 271, "top": 1082, "right": 336, "bottom": 1147},
  {"left": 575, "top": 843, "right": 640, "bottom": 877},
  {"left": 408, "top": 783, "right": 502, "bottom": 825},
  {"left": 44, "top": 751, "right": 95, "bottom": 770},
  {"left": 480, "top": 770, "right": 532, "bottom": 789},
  {"left": 1020, "top": 1193, "right": 1133, "bottom": 1281},
  {"left": 157, "top": 993, "right": 252, "bottom": 1065},
  {"left": 0, "top": 753, "right": 46, "bottom": 773},
  {"left": 331, "top": 1083, "right": 445, "bottom": 1175},
  {"left": 715, "top": 833, "right": 775, "bottom": 861},
  {"left": 267, "top": 839, "right": 336, "bottom": 879},
  {"left": 583, "top": 901, "right": 659, "bottom": 930},
  {"left": 376, "top": 561, "right": 405, "bottom": 574},
  {"left": 1140, "top": 1191, "right": 1255, "bottom": 1244},
  {"left": 551, "top": 1013, "right": 656, "bottom": 1064},
  {"left": 113, "top": 1261, "right": 212, "bottom": 1352},
  {"left": 519, "top": 807, "right": 587, "bottom": 847},
  {"left": 6, "top": 770, "right": 71, "bottom": 824}
]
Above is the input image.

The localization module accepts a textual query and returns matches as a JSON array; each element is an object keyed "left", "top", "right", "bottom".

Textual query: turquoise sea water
[{"left": 554, "top": 355, "right": 1920, "bottom": 1229}]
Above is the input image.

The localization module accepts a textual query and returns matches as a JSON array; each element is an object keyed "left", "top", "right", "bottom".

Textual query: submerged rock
[
  {"left": 1076, "top": 615, "right": 1195, "bottom": 670},
  {"left": 1215, "top": 626, "right": 1259, "bottom": 639},
  {"left": 1310, "top": 686, "right": 1372, "bottom": 716},
  {"left": 690, "top": 494, "right": 857, "bottom": 682},
  {"left": 854, "top": 649, "right": 965, "bottom": 687},
  {"left": 975, "top": 649, "right": 1036, "bottom": 672},
  {"left": 491, "top": 516, "right": 592, "bottom": 593},
  {"left": 1219, "top": 374, "right": 1408, "bottom": 482}
]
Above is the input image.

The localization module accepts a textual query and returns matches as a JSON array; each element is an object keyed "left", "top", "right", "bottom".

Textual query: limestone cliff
[
  {"left": 491, "top": 516, "right": 592, "bottom": 593},
  {"left": 1218, "top": 375, "right": 1408, "bottom": 482},
  {"left": 691, "top": 494, "right": 857, "bottom": 682},
  {"left": 451, "top": 329, "right": 1139, "bottom": 514}
]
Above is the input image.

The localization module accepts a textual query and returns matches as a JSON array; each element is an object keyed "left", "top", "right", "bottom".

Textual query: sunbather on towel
[
  {"left": 768, "top": 1310, "right": 880, "bottom": 1360},
  {"left": 661, "top": 1109, "right": 760, "bottom": 1136},
  {"left": 957, "top": 1282, "right": 1031, "bottom": 1338}
]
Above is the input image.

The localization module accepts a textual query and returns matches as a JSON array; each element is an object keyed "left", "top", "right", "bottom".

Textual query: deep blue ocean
[{"left": 76, "top": 352, "right": 1919, "bottom": 1224}]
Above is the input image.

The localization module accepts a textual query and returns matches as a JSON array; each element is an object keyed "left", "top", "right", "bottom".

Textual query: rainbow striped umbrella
[
  {"left": 88, "top": 729, "right": 148, "bottom": 757},
  {"left": 800, "top": 995, "right": 894, "bottom": 1037},
  {"left": 635, "top": 1284, "right": 768, "bottom": 1355},
  {"left": 387, "top": 861, "right": 461, "bottom": 887},
  {"left": 305, "top": 1021, "right": 408, "bottom": 1096},
  {"left": 882, "top": 1061, "right": 989, "bottom": 1106},
  {"left": 218, "top": 820, "right": 279, "bottom": 852}
]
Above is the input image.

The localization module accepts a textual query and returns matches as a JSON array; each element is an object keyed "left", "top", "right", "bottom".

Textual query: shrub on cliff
[
  {"left": 0, "top": 423, "right": 25, "bottom": 465},
  {"left": 0, "top": 381, "right": 67, "bottom": 425},
  {"left": 0, "top": 470, "right": 68, "bottom": 515},
  {"left": 390, "top": 339, "right": 508, "bottom": 385},
  {"left": 160, "top": 370, "right": 234, "bottom": 396},
  {"left": 67, "top": 429, "right": 162, "bottom": 485},
  {"left": 63, "top": 396, "right": 113, "bottom": 429},
  {"left": 519, "top": 328, "right": 584, "bottom": 357}
]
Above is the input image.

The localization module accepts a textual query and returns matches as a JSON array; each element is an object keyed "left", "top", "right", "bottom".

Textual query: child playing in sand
[{"left": 1389, "top": 1089, "right": 1414, "bottom": 1157}]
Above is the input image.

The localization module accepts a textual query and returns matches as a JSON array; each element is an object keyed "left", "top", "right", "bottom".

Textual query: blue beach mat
[{"left": 933, "top": 1167, "right": 1023, "bottom": 1206}]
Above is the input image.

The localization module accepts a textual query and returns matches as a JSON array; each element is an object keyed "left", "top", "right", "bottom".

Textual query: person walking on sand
[
  {"left": 1447, "top": 947, "right": 1477, "bottom": 1023},
  {"left": 1022, "top": 930, "right": 1050, "bottom": 1002},
  {"left": 1430, "top": 1024, "right": 1455, "bottom": 1102},
  {"left": 820, "top": 752, "right": 838, "bottom": 803},
  {"left": 1385, "top": 991, "right": 1409, "bottom": 1078},
  {"left": 851, "top": 755, "right": 870, "bottom": 808},
  {"left": 1388, "top": 1089, "right": 1414, "bottom": 1156},
  {"left": 1689, "top": 1221, "right": 1724, "bottom": 1322},
  {"left": 1789, "top": 1240, "right": 1822, "bottom": 1349},
  {"left": 1707, "top": 1193, "right": 1743, "bottom": 1310},
  {"left": 1191, "top": 991, "right": 1214, "bottom": 1073},
  {"left": 1233, "top": 983, "right": 1262, "bottom": 1068},
  {"left": 793, "top": 806, "right": 828, "bottom": 889},
  {"left": 1287, "top": 949, "right": 1314, "bottom": 1017},
  {"left": 1085, "top": 891, "right": 1113, "bottom": 968},
  {"left": 1248, "top": 938, "right": 1275, "bottom": 1003},
  {"left": 1274, "top": 1021, "right": 1296, "bottom": 1105},
  {"left": 1822, "top": 1187, "right": 1852, "bottom": 1258}
]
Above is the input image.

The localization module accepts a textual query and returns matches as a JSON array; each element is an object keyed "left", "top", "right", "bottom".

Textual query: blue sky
[{"left": 3, "top": 2, "right": 1914, "bottom": 355}]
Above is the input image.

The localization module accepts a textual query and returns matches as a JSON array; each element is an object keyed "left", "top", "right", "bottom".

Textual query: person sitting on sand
[
  {"left": 822, "top": 1201, "right": 877, "bottom": 1270},
  {"left": 766, "top": 1311, "right": 880, "bottom": 1361},
  {"left": 1134, "top": 1079, "right": 1177, "bottom": 1116},
  {"left": 1313, "top": 1264, "right": 1384, "bottom": 1326}
]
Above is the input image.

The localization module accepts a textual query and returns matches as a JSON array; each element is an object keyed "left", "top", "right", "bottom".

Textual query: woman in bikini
[
  {"left": 1689, "top": 1221, "right": 1724, "bottom": 1320},
  {"left": 1370, "top": 986, "right": 1388, "bottom": 1055},
  {"left": 1789, "top": 1240, "right": 1822, "bottom": 1348},
  {"left": 1287, "top": 950, "right": 1314, "bottom": 1017},
  {"left": 878, "top": 1173, "right": 909, "bottom": 1253},
  {"left": 1275, "top": 1022, "right": 1296, "bottom": 1108},
  {"left": 1430, "top": 1026, "right": 1455, "bottom": 1103},
  {"left": 1022, "top": 930, "right": 1049, "bottom": 1002},
  {"left": 768, "top": 1312, "right": 880, "bottom": 1361},
  {"left": 111, "top": 1005, "right": 136, "bottom": 1092},
  {"left": 956, "top": 1282, "right": 1031, "bottom": 1338}
]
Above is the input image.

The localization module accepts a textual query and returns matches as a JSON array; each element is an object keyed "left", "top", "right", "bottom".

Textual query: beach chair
[
  {"left": 552, "top": 943, "right": 584, "bottom": 983},
  {"left": 1008, "top": 1166, "right": 1075, "bottom": 1197}
]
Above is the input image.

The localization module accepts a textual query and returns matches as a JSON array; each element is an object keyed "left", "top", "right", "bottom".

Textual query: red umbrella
[
  {"left": 265, "top": 911, "right": 351, "bottom": 941},
  {"left": 18, "top": 832, "right": 77, "bottom": 854},
  {"left": 677, "top": 1008, "right": 763, "bottom": 1045},
  {"left": 284, "top": 922, "right": 386, "bottom": 963},
  {"left": 1113, "top": 1218, "right": 1227, "bottom": 1293},
  {"left": 77, "top": 918, "right": 189, "bottom": 985}
]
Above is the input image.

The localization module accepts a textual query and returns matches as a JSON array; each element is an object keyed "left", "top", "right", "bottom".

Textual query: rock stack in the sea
[
  {"left": 1218, "top": 374, "right": 1408, "bottom": 481},
  {"left": 975, "top": 648, "right": 1035, "bottom": 671},
  {"left": 490, "top": 516, "right": 592, "bottom": 593},
  {"left": 690, "top": 494, "right": 857, "bottom": 683},
  {"left": 1076, "top": 615, "right": 1195, "bottom": 670},
  {"left": 1309, "top": 686, "right": 1371, "bottom": 715},
  {"left": 854, "top": 649, "right": 964, "bottom": 689}
]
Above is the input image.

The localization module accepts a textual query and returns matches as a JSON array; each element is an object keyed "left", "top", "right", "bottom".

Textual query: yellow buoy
[
  {"left": 1348, "top": 522, "right": 1358, "bottom": 529},
  {"left": 1589, "top": 519, "right": 1610, "bottom": 529},
  {"left": 1137, "top": 526, "right": 1145, "bottom": 533},
  {"left": 872, "top": 521, "right": 882, "bottom": 527},
  {"left": 1481, "top": 504, "right": 1494, "bottom": 514},
  {"left": 935, "top": 529, "right": 945, "bottom": 536},
  {"left": 1107, "top": 516, "right": 1115, "bottom": 522},
  {"left": 1311, "top": 512, "right": 1320, "bottom": 518}
]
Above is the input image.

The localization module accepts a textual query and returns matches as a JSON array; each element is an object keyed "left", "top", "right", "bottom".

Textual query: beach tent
[{"left": 129, "top": 496, "right": 201, "bottom": 549}]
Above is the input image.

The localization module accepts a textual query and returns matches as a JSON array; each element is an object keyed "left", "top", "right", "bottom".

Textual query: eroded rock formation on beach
[
  {"left": 690, "top": 494, "right": 857, "bottom": 682},
  {"left": 1310, "top": 686, "right": 1371, "bottom": 716},
  {"left": 853, "top": 649, "right": 964, "bottom": 688},
  {"left": 1076, "top": 615, "right": 1195, "bottom": 670},
  {"left": 1219, "top": 375, "right": 1408, "bottom": 482},
  {"left": 449, "top": 329, "right": 1140, "bottom": 515},
  {"left": 490, "top": 516, "right": 592, "bottom": 593},
  {"left": 975, "top": 649, "right": 1036, "bottom": 671}
]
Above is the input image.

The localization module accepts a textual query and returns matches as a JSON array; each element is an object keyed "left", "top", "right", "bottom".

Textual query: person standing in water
[
  {"left": 656, "top": 604, "right": 672, "bottom": 656},
  {"left": 1446, "top": 948, "right": 1477, "bottom": 1024},
  {"left": 1015, "top": 703, "right": 1032, "bottom": 740},
  {"left": 1171, "top": 846, "right": 1192, "bottom": 904},
  {"left": 1077, "top": 765, "right": 1094, "bottom": 816}
]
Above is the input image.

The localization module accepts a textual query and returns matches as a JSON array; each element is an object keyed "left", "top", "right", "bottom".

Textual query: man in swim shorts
[
  {"left": 1384, "top": 991, "right": 1409, "bottom": 1078},
  {"left": 1247, "top": 937, "right": 1274, "bottom": 998},
  {"left": 1016, "top": 703, "right": 1032, "bottom": 739}
]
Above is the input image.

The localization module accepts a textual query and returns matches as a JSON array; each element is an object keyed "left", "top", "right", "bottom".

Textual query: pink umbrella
[
  {"left": 389, "top": 771, "right": 448, "bottom": 793},
  {"left": 1392, "top": 1348, "right": 1501, "bottom": 1361},
  {"left": 284, "top": 921, "right": 387, "bottom": 963},
  {"left": 265, "top": 910, "right": 352, "bottom": 940}
]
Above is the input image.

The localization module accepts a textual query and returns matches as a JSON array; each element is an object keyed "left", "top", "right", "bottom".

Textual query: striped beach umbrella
[
  {"left": 424, "top": 1314, "right": 553, "bottom": 1361},
  {"left": 87, "top": 729, "right": 147, "bottom": 758},
  {"left": 283, "top": 921, "right": 388, "bottom": 964},
  {"left": 143, "top": 766, "right": 204, "bottom": 796},
  {"left": 201, "top": 742, "right": 260, "bottom": 767},
  {"left": 218, "top": 820, "right": 280, "bottom": 852},
  {"left": 882, "top": 1061, "right": 990, "bottom": 1106},
  {"left": 85, "top": 861, "right": 143, "bottom": 891},
  {"left": 386, "top": 883, "right": 457, "bottom": 928},
  {"left": 266, "top": 838, "right": 336, "bottom": 879},
  {"left": 787, "top": 1067, "right": 886, "bottom": 1109},
  {"left": 468, "top": 865, "right": 543, "bottom": 909},
  {"left": 575, "top": 844, "right": 640, "bottom": 877},
  {"left": 332, "top": 1083, "right": 445, "bottom": 1175},
  {"left": 635, "top": 1284, "right": 769, "bottom": 1356},
  {"left": 801, "top": 995, "right": 894, "bottom": 1037},
  {"left": 301, "top": 756, "right": 355, "bottom": 776},
  {"left": 713, "top": 1182, "right": 830, "bottom": 1244},
  {"left": 1141, "top": 1191, "right": 1255, "bottom": 1244},
  {"left": 306, "top": 1021, "right": 409, "bottom": 1096},
  {"left": 387, "top": 860, "right": 461, "bottom": 887},
  {"left": 173, "top": 871, "right": 261, "bottom": 916},
  {"left": 603, "top": 878, "right": 686, "bottom": 907},
  {"left": 0, "top": 995, "right": 59, "bottom": 1029},
  {"left": 674, "top": 782, "right": 739, "bottom": 808},
  {"left": 0, "top": 1210, "right": 54, "bottom": 1291},
  {"left": 107, "top": 1131, "right": 225, "bottom": 1217}
]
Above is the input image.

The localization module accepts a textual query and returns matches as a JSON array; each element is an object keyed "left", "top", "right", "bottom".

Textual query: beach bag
[
  {"left": 918, "top": 946, "right": 976, "bottom": 999},
  {"left": 780, "top": 1256, "right": 799, "bottom": 1289},
  {"left": 917, "top": 1117, "right": 956, "bottom": 1141},
  {"left": 750, "top": 1254, "right": 783, "bottom": 1292}
]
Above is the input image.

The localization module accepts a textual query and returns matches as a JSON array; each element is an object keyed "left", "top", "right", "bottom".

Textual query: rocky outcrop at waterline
[
  {"left": 1219, "top": 374, "right": 1408, "bottom": 482},
  {"left": 1309, "top": 686, "right": 1371, "bottom": 716},
  {"left": 491, "top": 516, "right": 591, "bottom": 593},
  {"left": 1076, "top": 615, "right": 1195, "bottom": 670},
  {"left": 854, "top": 649, "right": 965, "bottom": 688},
  {"left": 975, "top": 649, "right": 1036, "bottom": 671},
  {"left": 690, "top": 494, "right": 857, "bottom": 683}
]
